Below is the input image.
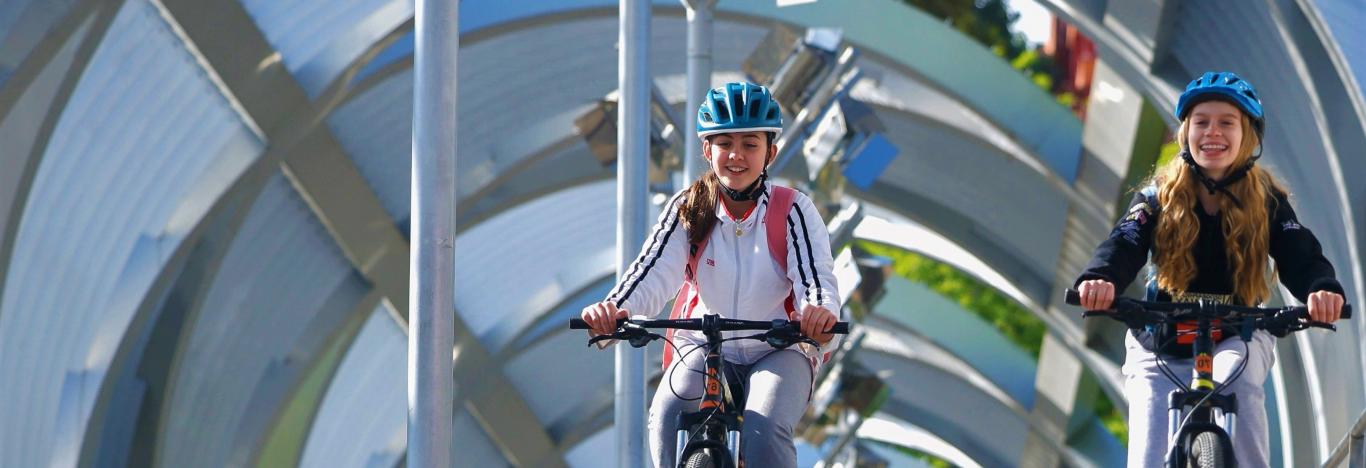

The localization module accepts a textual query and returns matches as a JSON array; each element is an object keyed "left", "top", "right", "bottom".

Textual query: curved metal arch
[
  {"left": 0, "top": 0, "right": 122, "bottom": 326},
  {"left": 853, "top": 204, "right": 1126, "bottom": 402},
  {"left": 318, "top": 1, "right": 1095, "bottom": 216}
]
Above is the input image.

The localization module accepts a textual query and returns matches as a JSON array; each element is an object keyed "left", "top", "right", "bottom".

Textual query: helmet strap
[
  {"left": 1180, "top": 150, "right": 1258, "bottom": 209},
  {"left": 720, "top": 170, "right": 768, "bottom": 202}
]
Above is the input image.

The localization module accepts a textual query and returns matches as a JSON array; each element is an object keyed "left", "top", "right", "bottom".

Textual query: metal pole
[
  {"left": 409, "top": 0, "right": 456, "bottom": 466},
  {"left": 681, "top": 0, "right": 716, "bottom": 185},
  {"left": 618, "top": 0, "right": 649, "bottom": 466}
]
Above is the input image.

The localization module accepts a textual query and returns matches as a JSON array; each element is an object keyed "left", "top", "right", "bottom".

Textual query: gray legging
[
  {"left": 1122, "top": 329, "right": 1275, "bottom": 467},
  {"left": 648, "top": 346, "right": 812, "bottom": 468}
]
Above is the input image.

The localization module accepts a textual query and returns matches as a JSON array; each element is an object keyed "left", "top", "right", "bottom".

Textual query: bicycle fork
[{"left": 1167, "top": 311, "right": 1238, "bottom": 465}]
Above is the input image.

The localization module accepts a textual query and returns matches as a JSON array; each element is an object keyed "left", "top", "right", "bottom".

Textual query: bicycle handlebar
[
  {"left": 1063, "top": 289, "right": 1352, "bottom": 319},
  {"left": 1064, "top": 288, "right": 1350, "bottom": 335},
  {"left": 569, "top": 317, "right": 850, "bottom": 334}
]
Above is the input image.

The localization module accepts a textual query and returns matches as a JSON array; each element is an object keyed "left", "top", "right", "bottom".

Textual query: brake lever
[
  {"left": 1305, "top": 320, "right": 1337, "bottom": 332},
  {"left": 585, "top": 323, "right": 662, "bottom": 348}
]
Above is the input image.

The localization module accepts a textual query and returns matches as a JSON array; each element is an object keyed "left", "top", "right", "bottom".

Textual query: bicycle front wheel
[
  {"left": 1188, "top": 431, "right": 1228, "bottom": 468},
  {"left": 682, "top": 448, "right": 717, "bottom": 468}
]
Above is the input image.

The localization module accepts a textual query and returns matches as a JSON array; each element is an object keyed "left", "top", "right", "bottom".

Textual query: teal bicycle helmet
[
  {"left": 1175, "top": 71, "right": 1265, "bottom": 137},
  {"left": 696, "top": 82, "right": 784, "bottom": 138}
]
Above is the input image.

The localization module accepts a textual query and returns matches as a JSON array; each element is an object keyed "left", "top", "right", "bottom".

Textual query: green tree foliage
[
  {"left": 857, "top": 240, "right": 1044, "bottom": 359},
  {"left": 901, "top": 0, "right": 1063, "bottom": 103},
  {"left": 856, "top": 240, "right": 1129, "bottom": 444}
]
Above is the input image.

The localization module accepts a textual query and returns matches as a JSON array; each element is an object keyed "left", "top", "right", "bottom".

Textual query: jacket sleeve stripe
[
  {"left": 792, "top": 203, "right": 824, "bottom": 303},
  {"left": 787, "top": 215, "right": 814, "bottom": 302},
  {"left": 608, "top": 191, "right": 686, "bottom": 306}
]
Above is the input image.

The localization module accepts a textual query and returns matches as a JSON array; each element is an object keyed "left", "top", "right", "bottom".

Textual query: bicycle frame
[
  {"left": 570, "top": 314, "right": 849, "bottom": 468},
  {"left": 1065, "top": 289, "right": 1351, "bottom": 467},
  {"left": 675, "top": 315, "right": 742, "bottom": 468},
  {"left": 1164, "top": 300, "right": 1239, "bottom": 467}
]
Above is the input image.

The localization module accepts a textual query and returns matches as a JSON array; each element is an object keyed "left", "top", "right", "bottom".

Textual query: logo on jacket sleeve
[{"left": 705, "top": 258, "right": 715, "bottom": 267}]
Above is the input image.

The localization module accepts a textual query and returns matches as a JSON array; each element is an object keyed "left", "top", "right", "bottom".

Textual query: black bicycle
[
  {"left": 570, "top": 314, "right": 849, "bottom": 468},
  {"left": 1065, "top": 289, "right": 1351, "bottom": 468}
]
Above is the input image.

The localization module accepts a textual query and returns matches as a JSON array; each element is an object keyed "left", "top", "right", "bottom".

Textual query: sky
[{"left": 1009, "top": 0, "right": 1053, "bottom": 46}]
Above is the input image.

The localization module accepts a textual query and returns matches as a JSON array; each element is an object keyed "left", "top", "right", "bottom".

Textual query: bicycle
[
  {"left": 1065, "top": 289, "right": 1352, "bottom": 468},
  {"left": 570, "top": 313, "right": 850, "bottom": 468}
]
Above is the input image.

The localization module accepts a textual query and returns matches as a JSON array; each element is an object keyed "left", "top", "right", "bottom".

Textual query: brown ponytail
[{"left": 680, "top": 171, "right": 720, "bottom": 245}]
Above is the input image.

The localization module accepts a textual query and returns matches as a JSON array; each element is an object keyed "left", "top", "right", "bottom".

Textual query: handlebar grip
[
  {"left": 830, "top": 322, "right": 850, "bottom": 334},
  {"left": 1064, "top": 289, "right": 1081, "bottom": 306},
  {"left": 569, "top": 317, "right": 630, "bottom": 330}
]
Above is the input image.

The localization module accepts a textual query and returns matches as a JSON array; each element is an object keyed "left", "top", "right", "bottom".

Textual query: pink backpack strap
[
  {"left": 765, "top": 186, "right": 798, "bottom": 317},
  {"left": 661, "top": 234, "right": 711, "bottom": 370}
]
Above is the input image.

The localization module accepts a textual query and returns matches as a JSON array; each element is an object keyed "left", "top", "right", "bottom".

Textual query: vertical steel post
[
  {"left": 617, "top": 1, "right": 650, "bottom": 466},
  {"left": 681, "top": 0, "right": 716, "bottom": 185},
  {"left": 409, "top": 0, "right": 457, "bottom": 466}
]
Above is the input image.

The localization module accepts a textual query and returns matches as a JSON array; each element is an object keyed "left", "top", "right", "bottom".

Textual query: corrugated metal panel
[
  {"left": 857, "top": 334, "right": 1028, "bottom": 468},
  {"left": 1313, "top": 1, "right": 1366, "bottom": 99},
  {"left": 158, "top": 173, "right": 367, "bottom": 467},
  {"left": 851, "top": 59, "right": 1037, "bottom": 177},
  {"left": 0, "top": 0, "right": 81, "bottom": 87},
  {"left": 453, "top": 181, "right": 617, "bottom": 347},
  {"left": 238, "top": 0, "right": 410, "bottom": 97},
  {"left": 325, "top": 67, "right": 412, "bottom": 227},
  {"left": 300, "top": 304, "right": 405, "bottom": 468},
  {"left": 0, "top": 0, "right": 262, "bottom": 464},
  {"left": 326, "top": 17, "right": 768, "bottom": 230},
  {"left": 875, "top": 277, "right": 1038, "bottom": 408},
  {"left": 725, "top": 0, "right": 1083, "bottom": 182},
  {"left": 876, "top": 109, "right": 1068, "bottom": 279},
  {"left": 564, "top": 427, "right": 614, "bottom": 468},
  {"left": 504, "top": 322, "right": 617, "bottom": 429}
]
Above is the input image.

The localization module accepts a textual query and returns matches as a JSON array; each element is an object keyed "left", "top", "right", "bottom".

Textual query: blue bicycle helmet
[
  {"left": 1175, "top": 71, "right": 1265, "bottom": 137},
  {"left": 696, "top": 82, "right": 784, "bottom": 138}
]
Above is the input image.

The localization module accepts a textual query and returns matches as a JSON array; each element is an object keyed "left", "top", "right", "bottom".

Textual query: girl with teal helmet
[
  {"left": 582, "top": 81, "right": 843, "bottom": 467},
  {"left": 1075, "top": 71, "right": 1345, "bottom": 467}
]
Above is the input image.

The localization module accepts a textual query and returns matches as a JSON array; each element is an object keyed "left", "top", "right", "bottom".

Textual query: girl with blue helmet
[
  {"left": 581, "top": 82, "right": 843, "bottom": 467},
  {"left": 1074, "top": 71, "right": 1346, "bottom": 466}
]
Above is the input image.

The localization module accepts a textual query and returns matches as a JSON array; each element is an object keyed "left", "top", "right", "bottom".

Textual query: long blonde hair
[{"left": 1150, "top": 113, "right": 1287, "bottom": 305}]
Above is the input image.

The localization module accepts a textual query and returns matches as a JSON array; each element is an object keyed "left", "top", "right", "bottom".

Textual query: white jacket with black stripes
[{"left": 606, "top": 182, "right": 843, "bottom": 366}]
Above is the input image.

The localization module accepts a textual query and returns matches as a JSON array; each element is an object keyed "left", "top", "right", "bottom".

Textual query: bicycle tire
[
  {"left": 1188, "top": 431, "right": 1228, "bottom": 468},
  {"left": 682, "top": 448, "right": 719, "bottom": 468}
]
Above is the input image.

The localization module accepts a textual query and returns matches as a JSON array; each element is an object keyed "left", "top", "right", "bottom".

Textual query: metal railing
[{"left": 1324, "top": 409, "right": 1366, "bottom": 467}]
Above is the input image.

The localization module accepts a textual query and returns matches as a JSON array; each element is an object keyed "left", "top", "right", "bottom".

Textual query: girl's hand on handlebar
[
  {"left": 1308, "top": 290, "right": 1345, "bottom": 323},
  {"left": 1078, "top": 280, "right": 1115, "bottom": 311},
  {"left": 799, "top": 304, "right": 838, "bottom": 345},
  {"left": 581, "top": 301, "right": 628, "bottom": 336}
]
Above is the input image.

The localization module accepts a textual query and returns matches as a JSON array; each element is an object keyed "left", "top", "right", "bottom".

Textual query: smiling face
[
  {"left": 704, "top": 131, "right": 775, "bottom": 191},
  {"left": 1183, "top": 100, "right": 1246, "bottom": 180}
]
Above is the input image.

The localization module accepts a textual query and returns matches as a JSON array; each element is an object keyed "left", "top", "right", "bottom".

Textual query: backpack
[{"left": 660, "top": 186, "right": 798, "bottom": 370}]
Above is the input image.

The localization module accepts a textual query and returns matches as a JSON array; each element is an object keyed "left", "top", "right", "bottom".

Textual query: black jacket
[{"left": 1075, "top": 188, "right": 1343, "bottom": 354}]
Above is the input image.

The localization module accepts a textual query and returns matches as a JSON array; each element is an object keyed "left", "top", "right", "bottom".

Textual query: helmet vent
[
  {"left": 715, "top": 101, "right": 730, "bottom": 121},
  {"left": 701, "top": 111, "right": 713, "bottom": 123},
  {"left": 748, "top": 102, "right": 761, "bottom": 119}
]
